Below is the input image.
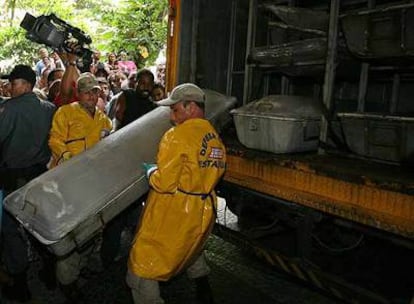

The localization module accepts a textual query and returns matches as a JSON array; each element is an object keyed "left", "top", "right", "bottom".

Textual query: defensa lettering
[
  {"left": 198, "top": 132, "right": 225, "bottom": 168},
  {"left": 199, "top": 132, "right": 217, "bottom": 156}
]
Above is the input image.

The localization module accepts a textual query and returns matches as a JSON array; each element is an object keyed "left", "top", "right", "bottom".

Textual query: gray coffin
[
  {"left": 231, "top": 95, "right": 322, "bottom": 154},
  {"left": 4, "top": 89, "right": 236, "bottom": 256}
]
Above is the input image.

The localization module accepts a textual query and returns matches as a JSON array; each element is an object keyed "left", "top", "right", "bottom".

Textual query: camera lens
[{"left": 20, "top": 13, "right": 36, "bottom": 31}]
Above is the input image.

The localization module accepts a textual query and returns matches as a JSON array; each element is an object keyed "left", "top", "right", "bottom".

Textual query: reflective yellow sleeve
[
  {"left": 149, "top": 130, "right": 185, "bottom": 193},
  {"left": 49, "top": 107, "right": 70, "bottom": 164}
]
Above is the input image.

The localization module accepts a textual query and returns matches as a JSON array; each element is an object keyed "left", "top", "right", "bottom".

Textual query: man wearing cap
[
  {"left": 0, "top": 64, "right": 56, "bottom": 302},
  {"left": 48, "top": 72, "right": 112, "bottom": 300},
  {"left": 126, "top": 83, "right": 226, "bottom": 304},
  {"left": 49, "top": 72, "right": 112, "bottom": 167}
]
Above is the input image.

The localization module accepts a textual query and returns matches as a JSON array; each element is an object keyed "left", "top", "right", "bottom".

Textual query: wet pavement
[
  {"left": 1, "top": 236, "right": 340, "bottom": 304},
  {"left": 1, "top": 199, "right": 341, "bottom": 304}
]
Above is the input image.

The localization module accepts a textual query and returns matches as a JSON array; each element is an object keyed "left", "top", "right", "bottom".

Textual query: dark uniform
[
  {"left": 0, "top": 92, "right": 55, "bottom": 172},
  {"left": 0, "top": 90, "right": 55, "bottom": 301}
]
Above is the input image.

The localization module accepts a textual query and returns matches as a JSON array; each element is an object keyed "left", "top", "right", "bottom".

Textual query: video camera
[{"left": 20, "top": 13, "right": 93, "bottom": 71}]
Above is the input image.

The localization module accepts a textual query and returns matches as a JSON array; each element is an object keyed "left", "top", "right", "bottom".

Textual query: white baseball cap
[{"left": 157, "top": 83, "right": 205, "bottom": 106}]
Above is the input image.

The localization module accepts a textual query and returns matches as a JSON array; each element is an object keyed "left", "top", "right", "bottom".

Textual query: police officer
[{"left": 0, "top": 64, "right": 56, "bottom": 302}]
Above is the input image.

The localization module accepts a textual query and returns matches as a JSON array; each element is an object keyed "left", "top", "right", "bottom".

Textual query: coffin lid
[{"left": 232, "top": 95, "right": 323, "bottom": 119}]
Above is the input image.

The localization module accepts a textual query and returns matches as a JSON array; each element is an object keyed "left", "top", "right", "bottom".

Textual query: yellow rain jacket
[
  {"left": 49, "top": 102, "right": 112, "bottom": 167},
  {"left": 128, "top": 118, "right": 226, "bottom": 281}
]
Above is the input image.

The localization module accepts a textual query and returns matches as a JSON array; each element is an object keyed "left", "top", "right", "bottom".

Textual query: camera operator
[{"left": 52, "top": 40, "right": 81, "bottom": 108}]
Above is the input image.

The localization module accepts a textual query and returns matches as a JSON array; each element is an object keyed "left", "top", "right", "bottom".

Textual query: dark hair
[
  {"left": 97, "top": 62, "right": 105, "bottom": 70},
  {"left": 136, "top": 68, "right": 154, "bottom": 82},
  {"left": 108, "top": 52, "right": 118, "bottom": 63},
  {"left": 47, "top": 68, "right": 65, "bottom": 84},
  {"left": 152, "top": 82, "right": 165, "bottom": 91},
  {"left": 95, "top": 63, "right": 109, "bottom": 78},
  {"left": 128, "top": 71, "right": 137, "bottom": 80},
  {"left": 96, "top": 77, "right": 108, "bottom": 84}
]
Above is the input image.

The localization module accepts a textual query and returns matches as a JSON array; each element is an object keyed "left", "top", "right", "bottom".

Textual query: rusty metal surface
[
  {"left": 224, "top": 129, "right": 414, "bottom": 193},
  {"left": 215, "top": 198, "right": 413, "bottom": 304},
  {"left": 222, "top": 132, "right": 414, "bottom": 239},
  {"left": 214, "top": 226, "right": 391, "bottom": 304}
]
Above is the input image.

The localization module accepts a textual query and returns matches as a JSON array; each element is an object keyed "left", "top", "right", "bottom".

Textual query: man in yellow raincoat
[
  {"left": 127, "top": 83, "right": 226, "bottom": 304},
  {"left": 49, "top": 72, "right": 112, "bottom": 167},
  {"left": 48, "top": 72, "right": 112, "bottom": 300}
]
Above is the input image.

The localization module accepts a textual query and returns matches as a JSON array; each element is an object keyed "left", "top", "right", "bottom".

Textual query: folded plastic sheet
[
  {"left": 249, "top": 38, "right": 328, "bottom": 66},
  {"left": 261, "top": 4, "right": 329, "bottom": 32},
  {"left": 4, "top": 89, "right": 236, "bottom": 256}
]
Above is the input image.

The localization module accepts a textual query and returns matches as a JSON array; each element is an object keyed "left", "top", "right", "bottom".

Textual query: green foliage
[
  {"left": 0, "top": 0, "right": 168, "bottom": 71},
  {"left": 0, "top": 27, "right": 40, "bottom": 73},
  {"left": 99, "top": 0, "right": 168, "bottom": 67}
]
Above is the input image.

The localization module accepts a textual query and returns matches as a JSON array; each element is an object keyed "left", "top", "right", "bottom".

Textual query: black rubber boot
[
  {"left": 36, "top": 240, "right": 57, "bottom": 290},
  {"left": 2, "top": 271, "right": 32, "bottom": 302},
  {"left": 194, "top": 276, "right": 215, "bottom": 304},
  {"left": 38, "top": 261, "right": 57, "bottom": 290},
  {"left": 0, "top": 267, "right": 12, "bottom": 285}
]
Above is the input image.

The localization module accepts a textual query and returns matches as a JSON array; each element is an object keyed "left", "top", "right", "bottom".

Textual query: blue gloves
[{"left": 142, "top": 162, "right": 158, "bottom": 179}]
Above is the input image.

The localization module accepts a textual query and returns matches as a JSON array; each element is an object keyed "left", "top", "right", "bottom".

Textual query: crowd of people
[
  {"left": 0, "top": 44, "right": 226, "bottom": 304},
  {"left": 0, "top": 47, "right": 167, "bottom": 112}
]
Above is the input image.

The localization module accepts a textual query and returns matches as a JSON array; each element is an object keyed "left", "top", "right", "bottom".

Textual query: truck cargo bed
[{"left": 222, "top": 128, "right": 414, "bottom": 239}]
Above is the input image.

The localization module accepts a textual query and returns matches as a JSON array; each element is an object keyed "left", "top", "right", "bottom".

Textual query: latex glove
[
  {"left": 142, "top": 162, "right": 157, "bottom": 179},
  {"left": 112, "top": 118, "right": 121, "bottom": 132},
  {"left": 57, "top": 151, "right": 71, "bottom": 165}
]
